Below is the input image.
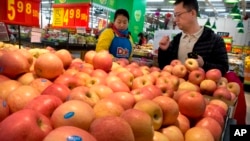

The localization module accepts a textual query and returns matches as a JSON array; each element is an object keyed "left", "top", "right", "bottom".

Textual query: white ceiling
[{"left": 40, "top": 0, "right": 250, "bottom": 20}]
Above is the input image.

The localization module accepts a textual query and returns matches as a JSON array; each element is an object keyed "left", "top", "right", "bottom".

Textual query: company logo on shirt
[{"left": 117, "top": 47, "right": 129, "bottom": 58}]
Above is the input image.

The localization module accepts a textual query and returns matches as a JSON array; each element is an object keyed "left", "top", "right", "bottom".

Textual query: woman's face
[{"left": 114, "top": 15, "right": 129, "bottom": 31}]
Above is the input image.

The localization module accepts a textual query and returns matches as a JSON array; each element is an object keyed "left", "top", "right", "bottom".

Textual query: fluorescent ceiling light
[
  {"left": 147, "top": 0, "right": 164, "bottom": 2},
  {"left": 205, "top": 9, "right": 226, "bottom": 12},
  {"left": 41, "top": 1, "right": 54, "bottom": 4}
]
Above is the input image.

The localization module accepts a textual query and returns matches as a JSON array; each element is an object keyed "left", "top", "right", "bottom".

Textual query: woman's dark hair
[
  {"left": 114, "top": 9, "right": 130, "bottom": 21},
  {"left": 174, "top": 0, "right": 199, "bottom": 14},
  {"left": 138, "top": 32, "right": 144, "bottom": 38}
]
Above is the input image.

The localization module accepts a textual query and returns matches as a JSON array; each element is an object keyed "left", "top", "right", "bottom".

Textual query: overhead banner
[
  {"left": 52, "top": 3, "right": 90, "bottom": 28},
  {"left": 0, "top": 0, "right": 40, "bottom": 27}
]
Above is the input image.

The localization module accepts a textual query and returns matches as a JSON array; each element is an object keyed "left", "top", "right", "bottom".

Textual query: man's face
[
  {"left": 173, "top": 2, "right": 193, "bottom": 31},
  {"left": 114, "top": 15, "right": 129, "bottom": 31}
]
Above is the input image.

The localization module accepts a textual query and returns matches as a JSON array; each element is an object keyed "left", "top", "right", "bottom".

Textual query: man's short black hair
[
  {"left": 114, "top": 9, "right": 130, "bottom": 21},
  {"left": 174, "top": 0, "right": 199, "bottom": 14}
]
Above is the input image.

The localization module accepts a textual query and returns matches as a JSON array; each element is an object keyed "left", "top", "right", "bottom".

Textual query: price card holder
[
  {"left": 31, "top": 27, "right": 42, "bottom": 43},
  {"left": 0, "top": 0, "right": 40, "bottom": 27},
  {"left": 0, "top": 22, "right": 10, "bottom": 41}
]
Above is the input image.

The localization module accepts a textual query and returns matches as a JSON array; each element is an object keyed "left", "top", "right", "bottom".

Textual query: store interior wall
[{"left": 39, "top": 12, "right": 249, "bottom": 46}]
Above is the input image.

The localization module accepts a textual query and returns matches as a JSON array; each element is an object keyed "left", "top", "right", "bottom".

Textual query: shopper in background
[
  {"left": 157, "top": 0, "right": 229, "bottom": 75},
  {"left": 96, "top": 9, "right": 134, "bottom": 60},
  {"left": 137, "top": 32, "right": 147, "bottom": 46}
]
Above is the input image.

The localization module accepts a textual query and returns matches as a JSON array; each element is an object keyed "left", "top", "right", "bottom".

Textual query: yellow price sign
[{"left": 52, "top": 3, "right": 90, "bottom": 28}]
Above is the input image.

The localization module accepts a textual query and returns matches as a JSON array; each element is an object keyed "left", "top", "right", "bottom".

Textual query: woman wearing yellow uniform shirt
[{"left": 96, "top": 9, "right": 134, "bottom": 60}]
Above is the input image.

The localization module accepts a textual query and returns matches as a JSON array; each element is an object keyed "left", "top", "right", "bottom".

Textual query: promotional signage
[
  {"left": 52, "top": 3, "right": 90, "bottom": 28},
  {"left": 0, "top": 0, "right": 40, "bottom": 27}
]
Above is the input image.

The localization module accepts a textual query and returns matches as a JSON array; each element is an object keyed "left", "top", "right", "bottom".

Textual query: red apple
[
  {"left": 132, "top": 75, "right": 153, "bottom": 89},
  {"left": 185, "top": 127, "right": 214, "bottom": 141},
  {"left": 7, "top": 85, "right": 40, "bottom": 113},
  {"left": 83, "top": 50, "right": 96, "bottom": 65},
  {"left": 54, "top": 49, "right": 73, "bottom": 69},
  {"left": 0, "top": 109, "right": 53, "bottom": 141},
  {"left": 153, "top": 131, "right": 170, "bottom": 141},
  {"left": 195, "top": 117, "right": 223, "bottom": 141},
  {"left": 150, "top": 66, "right": 161, "bottom": 72},
  {"left": 107, "top": 79, "right": 130, "bottom": 92},
  {"left": 51, "top": 100, "right": 95, "bottom": 130},
  {"left": 213, "top": 87, "right": 232, "bottom": 101},
  {"left": 188, "top": 69, "right": 206, "bottom": 85},
  {"left": 217, "top": 77, "right": 228, "bottom": 87},
  {"left": 202, "top": 104, "right": 225, "bottom": 127},
  {"left": 43, "top": 126, "right": 97, "bottom": 141},
  {"left": 93, "top": 99, "right": 124, "bottom": 118},
  {"left": 131, "top": 87, "right": 155, "bottom": 102},
  {"left": 106, "top": 92, "right": 135, "bottom": 110},
  {"left": 54, "top": 74, "right": 81, "bottom": 89},
  {"left": 91, "top": 68, "right": 108, "bottom": 78},
  {"left": 89, "top": 84, "right": 113, "bottom": 99},
  {"left": 205, "top": 69, "right": 222, "bottom": 82},
  {"left": 93, "top": 51, "right": 113, "bottom": 72},
  {"left": 120, "top": 109, "right": 154, "bottom": 141},
  {"left": 117, "top": 71, "right": 134, "bottom": 88},
  {"left": 29, "top": 78, "right": 53, "bottom": 93},
  {"left": 24, "top": 95, "right": 63, "bottom": 118},
  {"left": 128, "top": 67, "right": 144, "bottom": 78},
  {"left": 170, "top": 59, "right": 182, "bottom": 66},
  {"left": 74, "top": 71, "right": 91, "bottom": 86},
  {"left": 143, "top": 85, "right": 163, "bottom": 98},
  {"left": 34, "top": 52, "right": 64, "bottom": 80},
  {"left": 133, "top": 99, "right": 163, "bottom": 130},
  {"left": 0, "top": 74, "right": 10, "bottom": 82},
  {"left": 41, "top": 83, "right": 71, "bottom": 102},
  {"left": 226, "top": 82, "right": 240, "bottom": 96},
  {"left": 156, "top": 83, "right": 174, "bottom": 97},
  {"left": 160, "top": 125, "right": 184, "bottom": 141},
  {"left": 178, "top": 91, "right": 206, "bottom": 119},
  {"left": 184, "top": 58, "right": 199, "bottom": 71},
  {"left": 17, "top": 72, "right": 38, "bottom": 85},
  {"left": 178, "top": 81, "right": 200, "bottom": 92},
  {"left": 0, "top": 50, "right": 31, "bottom": 79},
  {"left": 67, "top": 86, "right": 99, "bottom": 107},
  {"left": 85, "top": 76, "right": 106, "bottom": 88},
  {"left": 174, "top": 113, "right": 190, "bottom": 134},
  {"left": 153, "top": 96, "right": 179, "bottom": 126},
  {"left": 172, "top": 64, "right": 187, "bottom": 78},
  {"left": 163, "top": 65, "right": 173, "bottom": 73},
  {"left": 200, "top": 79, "right": 217, "bottom": 95},
  {"left": 89, "top": 116, "right": 134, "bottom": 141},
  {"left": 0, "top": 80, "right": 21, "bottom": 100},
  {"left": 0, "top": 99, "right": 9, "bottom": 122},
  {"left": 209, "top": 99, "right": 228, "bottom": 113}
]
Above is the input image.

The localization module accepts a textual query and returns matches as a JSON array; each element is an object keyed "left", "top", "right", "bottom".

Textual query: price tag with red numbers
[
  {"left": 52, "top": 3, "right": 90, "bottom": 28},
  {"left": 0, "top": 0, "right": 40, "bottom": 27}
]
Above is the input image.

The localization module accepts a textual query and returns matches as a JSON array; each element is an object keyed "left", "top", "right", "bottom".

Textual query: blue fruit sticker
[
  {"left": 67, "top": 135, "right": 82, "bottom": 141},
  {"left": 2, "top": 100, "right": 7, "bottom": 107},
  {"left": 64, "top": 111, "right": 75, "bottom": 119}
]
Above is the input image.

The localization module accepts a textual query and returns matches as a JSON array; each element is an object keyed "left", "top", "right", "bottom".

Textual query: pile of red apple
[{"left": 0, "top": 45, "right": 241, "bottom": 141}]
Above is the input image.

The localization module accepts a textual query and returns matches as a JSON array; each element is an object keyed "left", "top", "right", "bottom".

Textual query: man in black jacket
[{"left": 158, "top": 0, "right": 229, "bottom": 75}]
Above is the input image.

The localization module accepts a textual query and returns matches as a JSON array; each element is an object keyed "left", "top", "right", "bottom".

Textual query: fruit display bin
[{"left": 220, "top": 106, "right": 237, "bottom": 141}]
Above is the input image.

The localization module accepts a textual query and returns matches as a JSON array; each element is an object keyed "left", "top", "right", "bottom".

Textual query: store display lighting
[
  {"left": 238, "top": 29, "right": 244, "bottom": 33},
  {"left": 232, "top": 15, "right": 242, "bottom": 21},
  {"left": 205, "top": 18, "right": 211, "bottom": 27},
  {"left": 236, "top": 21, "right": 244, "bottom": 29},
  {"left": 212, "top": 21, "right": 217, "bottom": 30},
  {"left": 224, "top": 0, "right": 239, "bottom": 3},
  {"left": 229, "top": 4, "right": 241, "bottom": 16},
  {"left": 169, "top": 0, "right": 175, "bottom": 3}
]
